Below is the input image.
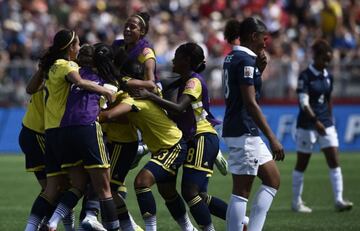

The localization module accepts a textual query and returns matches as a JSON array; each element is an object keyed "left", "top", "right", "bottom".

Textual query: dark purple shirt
[{"left": 60, "top": 67, "right": 104, "bottom": 127}]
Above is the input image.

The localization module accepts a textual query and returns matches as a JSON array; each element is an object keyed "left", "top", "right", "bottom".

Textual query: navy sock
[
  {"left": 100, "top": 197, "right": 119, "bottom": 231},
  {"left": 204, "top": 194, "right": 227, "bottom": 220},
  {"left": 187, "top": 195, "right": 212, "bottom": 227},
  {"left": 135, "top": 187, "right": 156, "bottom": 217},
  {"left": 165, "top": 193, "right": 186, "bottom": 220}
]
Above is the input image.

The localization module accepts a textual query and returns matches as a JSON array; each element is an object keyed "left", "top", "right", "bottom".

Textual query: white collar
[
  {"left": 309, "top": 64, "right": 328, "bottom": 77},
  {"left": 233, "top": 45, "right": 257, "bottom": 57}
]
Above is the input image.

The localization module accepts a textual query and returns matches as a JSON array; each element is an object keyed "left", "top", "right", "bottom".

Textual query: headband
[
  {"left": 60, "top": 31, "right": 75, "bottom": 50},
  {"left": 134, "top": 14, "right": 146, "bottom": 28}
]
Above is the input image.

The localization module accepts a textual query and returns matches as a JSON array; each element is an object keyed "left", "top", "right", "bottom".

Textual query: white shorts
[
  {"left": 224, "top": 135, "right": 273, "bottom": 176},
  {"left": 295, "top": 126, "right": 339, "bottom": 153}
]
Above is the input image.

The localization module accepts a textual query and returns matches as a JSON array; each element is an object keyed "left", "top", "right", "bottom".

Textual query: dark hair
[
  {"left": 224, "top": 19, "right": 241, "bottom": 44},
  {"left": 239, "top": 17, "right": 267, "bottom": 42},
  {"left": 40, "top": 29, "right": 76, "bottom": 73},
  {"left": 312, "top": 39, "right": 332, "bottom": 55},
  {"left": 93, "top": 43, "right": 118, "bottom": 85},
  {"left": 76, "top": 44, "right": 94, "bottom": 67},
  {"left": 121, "top": 59, "right": 144, "bottom": 80},
  {"left": 177, "top": 42, "right": 206, "bottom": 73},
  {"left": 132, "top": 12, "right": 150, "bottom": 36}
]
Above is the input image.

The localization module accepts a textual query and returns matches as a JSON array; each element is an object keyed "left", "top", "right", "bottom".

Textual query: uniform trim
[
  {"left": 110, "top": 179, "right": 124, "bottom": 186},
  {"left": 95, "top": 122, "right": 108, "bottom": 165},
  {"left": 26, "top": 165, "right": 45, "bottom": 172},
  {"left": 84, "top": 164, "right": 111, "bottom": 169},
  {"left": 110, "top": 144, "right": 122, "bottom": 177},
  {"left": 46, "top": 171, "right": 67, "bottom": 177},
  {"left": 183, "top": 164, "right": 214, "bottom": 175},
  {"left": 36, "top": 134, "right": 46, "bottom": 154},
  {"left": 135, "top": 187, "right": 151, "bottom": 194},
  {"left": 61, "top": 160, "right": 83, "bottom": 168},
  {"left": 149, "top": 159, "right": 176, "bottom": 175}
]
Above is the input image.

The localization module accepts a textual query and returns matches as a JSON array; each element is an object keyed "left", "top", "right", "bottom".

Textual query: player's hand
[
  {"left": 315, "top": 120, "right": 326, "bottom": 136},
  {"left": 132, "top": 88, "right": 151, "bottom": 99},
  {"left": 256, "top": 50, "right": 267, "bottom": 73},
  {"left": 103, "top": 89, "right": 116, "bottom": 103},
  {"left": 269, "top": 138, "right": 285, "bottom": 161}
]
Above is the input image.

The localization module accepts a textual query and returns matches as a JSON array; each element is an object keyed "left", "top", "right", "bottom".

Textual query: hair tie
[
  {"left": 60, "top": 31, "right": 75, "bottom": 50},
  {"left": 134, "top": 14, "right": 146, "bottom": 27}
]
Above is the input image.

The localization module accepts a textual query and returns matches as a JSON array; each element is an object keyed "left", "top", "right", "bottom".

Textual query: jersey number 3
[{"left": 223, "top": 69, "right": 230, "bottom": 99}]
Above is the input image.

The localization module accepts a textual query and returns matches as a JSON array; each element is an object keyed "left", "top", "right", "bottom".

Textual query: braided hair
[{"left": 176, "top": 42, "right": 206, "bottom": 73}]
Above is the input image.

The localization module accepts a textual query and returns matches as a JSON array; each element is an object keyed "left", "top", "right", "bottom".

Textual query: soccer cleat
[
  {"left": 131, "top": 144, "right": 150, "bottom": 169},
  {"left": 335, "top": 200, "right": 353, "bottom": 212},
  {"left": 292, "top": 201, "right": 312, "bottom": 213},
  {"left": 81, "top": 216, "right": 106, "bottom": 231},
  {"left": 134, "top": 225, "right": 144, "bottom": 231},
  {"left": 214, "top": 151, "right": 228, "bottom": 176}
]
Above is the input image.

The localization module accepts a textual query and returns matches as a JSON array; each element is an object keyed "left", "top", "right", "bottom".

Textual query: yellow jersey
[{"left": 22, "top": 90, "right": 45, "bottom": 134}]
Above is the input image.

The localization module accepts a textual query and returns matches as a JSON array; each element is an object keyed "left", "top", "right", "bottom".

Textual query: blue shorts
[
  {"left": 107, "top": 140, "right": 138, "bottom": 187},
  {"left": 44, "top": 128, "right": 67, "bottom": 177},
  {"left": 144, "top": 138, "right": 187, "bottom": 183},
  {"left": 182, "top": 133, "right": 219, "bottom": 188},
  {"left": 18, "top": 125, "right": 46, "bottom": 172},
  {"left": 59, "top": 122, "right": 110, "bottom": 169}
]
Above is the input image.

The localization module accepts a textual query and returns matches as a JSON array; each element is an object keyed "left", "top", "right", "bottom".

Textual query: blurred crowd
[{"left": 1, "top": 0, "right": 360, "bottom": 106}]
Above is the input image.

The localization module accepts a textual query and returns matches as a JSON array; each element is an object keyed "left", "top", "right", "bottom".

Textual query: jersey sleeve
[
  {"left": 138, "top": 47, "right": 156, "bottom": 63},
  {"left": 296, "top": 71, "right": 309, "bottom": 94},
  {"left": 64, "top": 61, "right": 80, "bottom": 75},
  {"left": 235, "top": 57, "right": 256, "bottom": 85},
  {"left": 183, "top": 78, "right": 202, "bottom": 100}
]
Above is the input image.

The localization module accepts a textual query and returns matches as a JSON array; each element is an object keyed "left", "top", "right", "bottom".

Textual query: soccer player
[
  {"left": 23, "top": 30, "right": 119, "bottom": 231},
  {"left": 136, "top": 42, "right": 228, "bottom": 231},
  {"left": 99, "top": 59, "right": 197, "bottom": 231},
  {"left": 222, "top": 17, "right": 285, "bottom": 231},
  {"left": 112, "top": 11, "right": 158, "bottom": 86},
  {"left": 292, "top": 39, "right": 353, "bottom": 213}
]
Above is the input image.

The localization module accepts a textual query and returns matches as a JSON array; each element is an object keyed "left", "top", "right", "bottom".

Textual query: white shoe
[
  {"left": 335, "top": 200, "right": 353, "bottom": 212},
  {"left": 292, "top": 201, "right": 312, "bottom": 213},
  {"left": 214, "top": 151, "right": 228, "bottom": 176},
  {"left": 81, "top": 216, "right": 106, "bottom": 231}
]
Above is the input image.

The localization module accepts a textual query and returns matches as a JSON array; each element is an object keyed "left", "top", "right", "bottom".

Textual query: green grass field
[{"left": 0, "top": 153, "right": 359, "bottom": 231}]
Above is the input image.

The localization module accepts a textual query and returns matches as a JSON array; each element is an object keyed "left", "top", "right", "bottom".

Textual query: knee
[
  {"left": 181, "top": 184, "right": 199, "bottom": 202},
  {"left": 134, "top": 170, "right": 154, "bottom": 189}
]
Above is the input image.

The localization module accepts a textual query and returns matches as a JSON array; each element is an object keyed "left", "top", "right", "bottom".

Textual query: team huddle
[{"left": 19, "top": 11, "right": 352, "bottom": 231}]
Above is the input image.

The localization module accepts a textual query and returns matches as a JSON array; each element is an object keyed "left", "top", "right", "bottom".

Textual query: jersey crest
[{"left": 244, "top": 66, "right": 254, "bottom": 78}]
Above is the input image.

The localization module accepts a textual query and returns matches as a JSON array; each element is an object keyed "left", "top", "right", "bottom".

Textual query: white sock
[
  {"left": 144, "top": 215, "right": 156, "bottom": 231},
  {"left": 248, "top": 185, "right": 277, "bottom": 231},
  {"left": 62, "top": 209, "right": 75, "bottom": 231},
  {"left": 204, "top": 223, "right": 215, "bottom": 231},
  {"left": 292, "top": 170, "right": 304, "bottom": 204},
  {"left": 24, "top": 215, "right": 42, "bottom": 231},
  {"left": 176, "top": 213, "right": 195, "bottom": 231},
  {"left": 329, "top": 167, "right": 343, "bottom": 202},
  {"left": 226, "top": 194, "right": 248, "bottom": 231}
]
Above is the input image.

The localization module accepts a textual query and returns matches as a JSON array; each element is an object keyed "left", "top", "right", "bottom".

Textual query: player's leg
[
  {"left": 25, "top": 129, "right": 66, "bottom": 231},
  {"left": 182, "top": 134, "right": 219, "bottom": 231},
  {"left": 292, "top": 128, "right": 314, "bottom": 213},
  {"left": 249, "top": 159, "right": 280, "bottom": 231},
  {"left": 320, "top": 126, "right": 353, "bottom": 211},
  {"left": 155, "top": 139, "right": 196, "bottom": 231},
  {"left": 108, "top": 141, "right": 141, "bottom": 230},
  {"left": 134, "top": 168, "right": 157, "bottom": 231},
  {"left": 224, "top": 135, "right": 259, "bottom": 231}
]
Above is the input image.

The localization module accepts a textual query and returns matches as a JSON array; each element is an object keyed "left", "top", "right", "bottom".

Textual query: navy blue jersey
[
  {"left": 296, "top": 65, "right": 334, "bottom": 129},
  {"left": 222, "top": 46, "right": 262, "bottom": 137}
]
